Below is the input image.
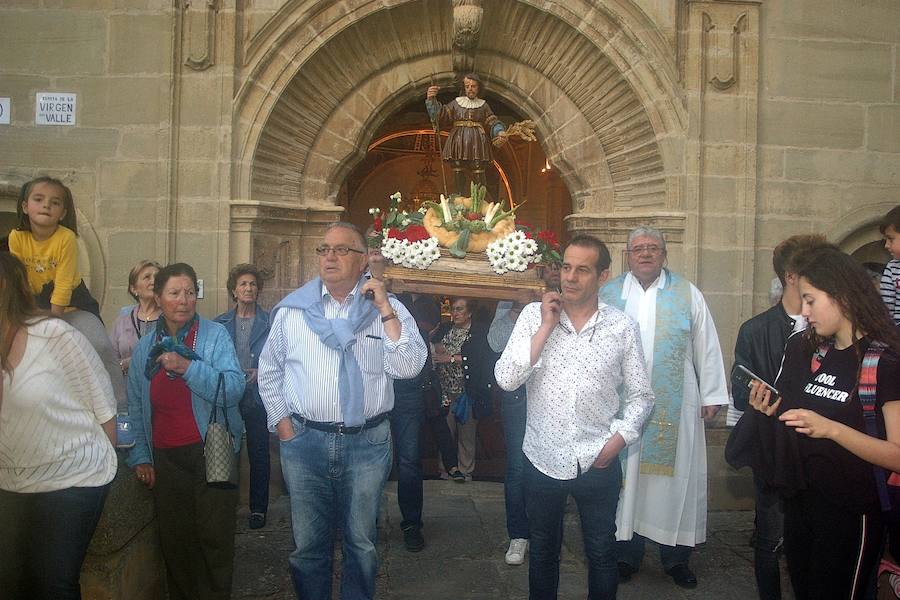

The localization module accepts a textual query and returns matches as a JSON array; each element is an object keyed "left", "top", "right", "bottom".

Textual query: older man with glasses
[
  {"left": 258, "top": 222, "right": 427, "bottom": 600},
  {"left": 599, "top": 226, "right": 729, "bottom": 590}
]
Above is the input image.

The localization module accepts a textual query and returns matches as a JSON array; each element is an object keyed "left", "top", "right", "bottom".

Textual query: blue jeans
[
  {"left": 280, "top": 416, "right": 393, "bottom": 600},
  {"left": 502, "top": 387, "right": 529, "bottom": 539},
  {"left": 0, "top": 483, "right": 110, "bottom": 600},
  {"left": 525, "top": 457, "right": 621, "bottom": 600},
  {"left": 391, "top": 384, "right": 425, "bottom": 530},
  {"left": 240, "top": 396, "right": 271, "bottom": 515},
  {"left": 616, "top": 534, "right": 692, "bottom": 571}
]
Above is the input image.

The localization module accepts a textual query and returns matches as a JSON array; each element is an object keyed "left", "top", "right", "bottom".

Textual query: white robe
[{"left": 613, "top": 271, "right": 729, "bottom": 547}]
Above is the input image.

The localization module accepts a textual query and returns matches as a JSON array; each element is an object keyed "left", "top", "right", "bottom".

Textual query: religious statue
[{"left": 426, "top": 73, "right": 509, "bottom": 195}]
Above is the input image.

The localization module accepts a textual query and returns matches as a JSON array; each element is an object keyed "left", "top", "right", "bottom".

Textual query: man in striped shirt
[
  {"left": 258, "top": 222, "right": 427, "bottom": 600},
  {"left": 879, "top": 206, "right": 900, "bottom": 326}
]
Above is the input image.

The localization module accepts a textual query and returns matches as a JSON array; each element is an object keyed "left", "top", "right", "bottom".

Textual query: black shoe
[
  {"left": 449, "top": 469, "right": 466, "bottom": 483},
  {"left": 665, "top": 564, "right": 697, "bottom": 589},
  {"left": 617, "top": 562, "right": 637, "bottom": 582},
  {"left": 248, "top": 512, "right": 266, "bottom": 530},
  {"left": 402, "top": 526, "right": 425, "bottom": 552}
]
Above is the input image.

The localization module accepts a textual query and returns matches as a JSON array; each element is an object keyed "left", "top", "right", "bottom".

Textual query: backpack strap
[
  {"left": 811, "top": 340, "right": 833, "bottom": 373},
  {"left": 859, "top": 341, "right": 891, "bottom": 511}
]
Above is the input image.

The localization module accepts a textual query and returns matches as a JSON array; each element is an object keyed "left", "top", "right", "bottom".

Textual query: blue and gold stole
[{"left": 600, "top": 270, "right": 692, "bottom": 476}]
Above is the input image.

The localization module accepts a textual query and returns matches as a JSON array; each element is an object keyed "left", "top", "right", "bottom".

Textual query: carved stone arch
[
  {"left": 233, "top": 0, "right": 687, "bottom": 211},
  {"left": 300, "top": 63, "right": 612, "bottom": 213}
]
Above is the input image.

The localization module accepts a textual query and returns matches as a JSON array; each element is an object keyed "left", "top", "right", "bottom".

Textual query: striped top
[
  {"left": 257, "top": 285, "right": 427, "bottom": 430},
  {"left": 881, "top": 259, "right": 900, "bottom": 326},
  {"left": 0, "top": 318, "right": 117, "bottom": 493}
]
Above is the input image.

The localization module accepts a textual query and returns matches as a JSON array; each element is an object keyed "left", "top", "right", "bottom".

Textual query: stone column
[
  {"left": 229, "top": 202, "right": 344, "bottom": 308},
  {"left": 683, "top": 0, "right": 762, "bottom": 348}
]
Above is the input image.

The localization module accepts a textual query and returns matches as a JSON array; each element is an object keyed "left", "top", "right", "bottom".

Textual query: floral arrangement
[
  {"left": 367, "top": 188, "right": 561, "bottom": 274},
  {"left": 420, "top": 183, "right": 517, "bottom": 257},
  {"left": 369, "top": 192, "right": 441, "bottom": 269},
  {"left": 485, "top": 230, "right": 540, "bottom": 274}
]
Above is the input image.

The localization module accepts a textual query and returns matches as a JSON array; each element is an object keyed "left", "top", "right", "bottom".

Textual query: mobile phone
[
  {"left": 115, "top": 413, "right": 136, "bottom": 449},
  {"left": 364, "top": 272, "right": 375, "bottom": 300},
  {"left": 732, "top": 364, "right": 780, "bottom": 396}
]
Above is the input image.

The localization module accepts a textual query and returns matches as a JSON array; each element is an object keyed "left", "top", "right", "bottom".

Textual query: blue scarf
[
  {"left": 144, "top": 315, "right": 202, "bottom": 380},
  {"left": 271, "top": 276, "right": 379, "bottom": 427},
  {"left": 600, "top": 269, "right": 692, "bottom": 476}
]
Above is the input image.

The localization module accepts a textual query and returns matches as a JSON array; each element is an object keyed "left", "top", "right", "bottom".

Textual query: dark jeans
[
  {"left": 783, "top": 489, "right": 883, "bottom": 600},
  {"left": 392, "top": 385, "right": 425, "bottom": 530},
  {"left": 0, "top": 483, "right": 110, "bottom": 600},
  {"left": 753, "top": 472, "right": 784, "bottom": 600},
  {"left": 153, "top": 443, "right": 239, "bottom": 600},
  {"left": 525, "top": 457, "right": 621, "bottom": 600},
  {"left": 240, "top": 397, "right": 271, "bottom": 515},
  {"left": 502, "top": 386, "right": 529, "bottom": 539},
  {"left": 616, "top": 534, "right": 692, "bottom": 572}
]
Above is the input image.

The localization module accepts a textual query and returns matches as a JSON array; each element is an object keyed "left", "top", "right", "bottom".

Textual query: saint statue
[{"left": 426, "top": 73, "right": 509, "bottom": 195}]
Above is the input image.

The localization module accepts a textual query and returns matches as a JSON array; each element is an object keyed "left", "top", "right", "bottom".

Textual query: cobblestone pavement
[{"left": 233, "top": 480, "right": 791, "bottom": 599}]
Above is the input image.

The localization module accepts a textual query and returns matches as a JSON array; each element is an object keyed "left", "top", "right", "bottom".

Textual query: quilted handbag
[{"left": 205, "top": 373, "right": 238, "bottom": 489}]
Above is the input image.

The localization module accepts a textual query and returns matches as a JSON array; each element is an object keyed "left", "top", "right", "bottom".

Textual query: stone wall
[{"left": 0, "top": 0, "right": 898, "bottom": 359}]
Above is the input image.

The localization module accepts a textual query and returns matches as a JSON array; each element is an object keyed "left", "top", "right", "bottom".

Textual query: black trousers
[
  {"left": 153, "top": 443, "right": 239, "bottom": 600},
  {"left": 783, "top": 490, "right": 882, "bottom": 600}
]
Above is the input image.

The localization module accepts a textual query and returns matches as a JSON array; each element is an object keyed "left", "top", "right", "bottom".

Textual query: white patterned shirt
[
  {"left": 494, "top": 301, "right": 655, "bottom": 480},
  {"left": 257, "top": 283, "right": 427, "bottom": 430},
  {"left": 0, "top": 318, "right": 117, "bottom": 493}
]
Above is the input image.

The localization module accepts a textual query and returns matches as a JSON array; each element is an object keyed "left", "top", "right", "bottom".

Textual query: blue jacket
[
  {"left": 214, "top": 304, "right": 271, "bottom": 407},
  {"left": 126, "top": 318, "right": 246, "bottom": 467}
]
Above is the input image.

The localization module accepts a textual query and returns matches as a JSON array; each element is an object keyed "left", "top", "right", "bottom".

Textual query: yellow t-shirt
[{"left": 8, "top": 226, "right": 81, "bottom": 308}]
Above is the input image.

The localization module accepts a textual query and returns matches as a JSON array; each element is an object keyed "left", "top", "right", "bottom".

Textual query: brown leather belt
[{"left": 453, "top": 120, "right": 484, "bottom": 130}]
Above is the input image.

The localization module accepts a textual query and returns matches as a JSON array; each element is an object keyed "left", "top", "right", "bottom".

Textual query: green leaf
[{"left": 449, "top": 229, "right": 470, "bottom": 258}]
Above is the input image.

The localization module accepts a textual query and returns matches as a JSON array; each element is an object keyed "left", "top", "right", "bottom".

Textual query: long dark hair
[
  {"left": 0, "top": 253, "right": 46, "bottom": 376},
  {"left": 793, "top": 246, "right": 900, "bottom": 355}
]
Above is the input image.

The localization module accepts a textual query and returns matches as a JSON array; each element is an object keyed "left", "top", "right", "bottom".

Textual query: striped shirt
[
  {"left": 0, "top": 318, "right": 117, "bottom": 493},
  {"left": 881, "top": 259, "right": 900, "bottom": 326},
  {"left": 257, "top": 284, "right": 427, "bottom": 430}
]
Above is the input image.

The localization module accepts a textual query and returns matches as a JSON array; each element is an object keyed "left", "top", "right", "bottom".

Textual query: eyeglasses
[
  {"left": 315, "top": 245, "right": 365, "bottom": 256},
  {"left": 628, "top": 245, "right": 663, "bottom": 255}
]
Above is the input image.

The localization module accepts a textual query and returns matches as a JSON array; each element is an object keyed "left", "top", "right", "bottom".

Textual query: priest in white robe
[{"left": 599, "top": 226, "right": 729, "bottom": 590}]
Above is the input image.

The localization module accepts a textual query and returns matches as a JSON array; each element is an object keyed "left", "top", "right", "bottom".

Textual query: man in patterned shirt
[{"left": 495, "top": 234, "right": 655, "bottom": 600}]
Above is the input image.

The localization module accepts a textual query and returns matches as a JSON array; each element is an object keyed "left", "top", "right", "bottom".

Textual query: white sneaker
[{"left": 505, "top": 538, "right": 528, "bottom": 565}]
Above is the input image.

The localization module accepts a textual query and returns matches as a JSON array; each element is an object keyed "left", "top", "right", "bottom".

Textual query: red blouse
[{"left": 149, "top": 322, "right": 202, "bottom": 449}]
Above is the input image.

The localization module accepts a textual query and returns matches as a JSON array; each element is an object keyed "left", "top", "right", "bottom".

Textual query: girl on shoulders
[{"left": 8, "top": 176, "right": 99, "bottom": 319}]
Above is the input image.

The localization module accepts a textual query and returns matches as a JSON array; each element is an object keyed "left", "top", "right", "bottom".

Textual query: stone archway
[{"left": 231, "top": 0, "right": 692, "bottom": 298}]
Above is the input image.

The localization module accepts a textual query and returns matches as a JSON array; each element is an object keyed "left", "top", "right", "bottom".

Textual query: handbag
[{"left": 205, "top": 373, "right": 238, "bottom": 489}]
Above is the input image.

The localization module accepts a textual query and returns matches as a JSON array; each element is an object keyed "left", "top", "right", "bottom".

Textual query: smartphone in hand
[{"left": 732, "top": 364, "right": 780, "bottom": 396}]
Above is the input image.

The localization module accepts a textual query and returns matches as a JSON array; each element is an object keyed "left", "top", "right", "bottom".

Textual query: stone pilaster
[
  {"left": 682, "top": 0, "right": 762, "bottom": 350},
  {"left": 229, "top": 202, "right": 344, "bottom": 308}
]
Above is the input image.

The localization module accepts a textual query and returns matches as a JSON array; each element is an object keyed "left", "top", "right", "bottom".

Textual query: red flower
[
  {"left": 537, "top": 229, "right": 559, "bottom": 247},
  {"left": 374, "top": 214, "right": 383, "bottom": 233},
  {"left": 404, "top": 225, "right": 431, "bottom": 243},
  {"left": 466, "top": 212, "right": 481, "bottom": 221},
  {"left": 386, "top": 227, "right": 403, "bottom": 239}
]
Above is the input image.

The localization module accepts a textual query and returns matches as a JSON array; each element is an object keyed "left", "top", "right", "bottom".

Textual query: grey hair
[
  {"left": 325, "top": 221, "right": 367, "bottom": 251},
  {"left": 626, "top": 226, "right": 667, "bottom": 252}
]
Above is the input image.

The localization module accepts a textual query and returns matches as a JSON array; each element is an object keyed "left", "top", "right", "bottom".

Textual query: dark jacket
[
  {"left": 214, "top": 304, "right": 271, "bottom": 408},
  {"left": 731, "top": 302, "right": 798, "bottom": 411},
  {"left": 432, "top": 321, "right": 498, "bottom": 419}
]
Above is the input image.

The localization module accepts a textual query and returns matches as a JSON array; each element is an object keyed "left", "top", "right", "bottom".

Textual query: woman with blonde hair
[{"left": 110, "top": 259, "right": 162, "bottom": 374}]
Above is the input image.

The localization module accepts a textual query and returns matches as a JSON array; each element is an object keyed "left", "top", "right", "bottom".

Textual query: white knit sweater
[{"left": 0, "top": 318, "right": 117, "bottom": 493}]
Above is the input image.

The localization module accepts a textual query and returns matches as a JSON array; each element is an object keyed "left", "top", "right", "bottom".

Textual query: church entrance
[{"left": 231, "top": 0, "right": 692, "bottom": 480}]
